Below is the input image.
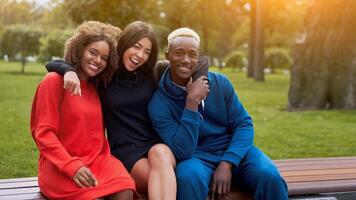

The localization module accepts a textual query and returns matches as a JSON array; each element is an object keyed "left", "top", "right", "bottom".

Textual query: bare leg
[
  {"left": 148, "top": 144, "right": 176, "bottom": 200},
  {"left": 130, "top": 144, "right": 176, "bottom": 200},
  {"left": 131, "top": 158, "right": 150, "bottom": 194},
  {"left": 106, "top": 189, "right": 133, "bottom": 200}
]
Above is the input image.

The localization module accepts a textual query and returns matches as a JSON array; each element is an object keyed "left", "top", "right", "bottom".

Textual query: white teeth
[
  {"left": 130, "top": 57, "right": 140, "bottom": 65},
  {"left": 89, "top": 64, "right": 98, "bottom": 70}
]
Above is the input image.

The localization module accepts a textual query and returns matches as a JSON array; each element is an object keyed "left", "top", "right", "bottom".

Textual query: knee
[
  {"left": 257, "top": 167, "right": 286, "bottom": 188},
  {"left": 176, "top": 164, "right": 204, "bottom": 186},
  {"left": 148, "top": 144, "right": 176, "bottom": 168}
]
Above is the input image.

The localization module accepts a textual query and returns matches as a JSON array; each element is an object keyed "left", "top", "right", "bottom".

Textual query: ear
[{"left": 165, "top": 51, "right": 169, "bottom": 60}]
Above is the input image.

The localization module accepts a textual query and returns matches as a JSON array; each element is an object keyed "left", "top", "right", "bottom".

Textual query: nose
[
  {"left": 136, "top": 49, "right": 146, "bottom": 60},
  {"left": 182, "top": 54, "right": 190, "bottom": 63},
  {"left": 94, "top": 56, "right": 101, "bottom": 63}
]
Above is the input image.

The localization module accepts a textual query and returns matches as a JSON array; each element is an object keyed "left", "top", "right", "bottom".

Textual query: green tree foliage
[
  {"left": 0, "top": 25, "right": 43, "bottom": 73},
  {"left": 0, "top": 0, "right": 309, "bottom": 69},
  {"left": 61, "top": 0, "right": 159, "bottom": 28},
  {"left": 38, "top": 2, "right": 75, "bottom": 29},
  {"left": 265, "top": 47, "right": 292, "bottom": 73},
  {"left": 58, "top": 0, "right": 249, "bottom": 59},
  {"left": 264, "top": 0, "right": 309, "bottom": 48},
  {"left": 159, "top": 0, "right": 248, "bottom": 59},
  {"left": 224, "top": 50, "right": 247, "bottom": 70},
  {"left": 0, "top": 0, "right": 39, "bottom": 26},
  {"left": 38, "top": 29, "right": 74, "bottom": 62}
]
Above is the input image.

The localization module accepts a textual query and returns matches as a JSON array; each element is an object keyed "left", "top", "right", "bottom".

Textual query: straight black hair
[{"left": 117, "top": 21, "right": 158, "bottom": 76}]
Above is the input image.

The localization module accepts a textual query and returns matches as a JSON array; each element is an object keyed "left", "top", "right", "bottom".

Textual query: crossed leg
[{"left": 130, "top": 144, "right": 176, "bottom": 200}]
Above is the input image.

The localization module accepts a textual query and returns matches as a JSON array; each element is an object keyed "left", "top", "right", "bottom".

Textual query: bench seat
[
  {"left": 276, "top": 156, "right": 356, "bottom": 196},
  {"left": 1, "top": 157, "right": 356, "bottom": 199}
]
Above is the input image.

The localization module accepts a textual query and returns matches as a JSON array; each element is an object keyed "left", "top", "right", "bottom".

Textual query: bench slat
[
  {"left": 275, "top": 157, "right": 356, "bottom": 166},
  {"left": 285, "top": 173, "right": 356, "bottom": 182},
  {"left": 0, "top": 177, "right": 38, "bottom": 184},
  {"left": 288, "top": 179, "right": 356, "bottom": 195},
  {"left": 275, "top": 156, "right": 356, "bottom": 162},
  {"left": 0, "top": 193, "right": 46, "bottom": 200},
  {"left": 0, "top": 187, "right": 40, "bottom": 196},
  {"left": 0, "top": 181, "right": 38, "bottom": 190},
  {"left": 282, "top": 168, "right": 356, "bottom": 176}
]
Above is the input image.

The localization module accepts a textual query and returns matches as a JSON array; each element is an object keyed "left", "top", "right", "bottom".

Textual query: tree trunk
[
  {"left": 247, "top": 0, "right": 255, "bottom": 78},
  {"left": 288, "top": 0, "right": 356, "bottom": 110},
  {"left": 248, "top": 0, "right": 265, "bottom": 81},
  {"left": 253, "top": 0, "right": 265, "bottom": 82}
]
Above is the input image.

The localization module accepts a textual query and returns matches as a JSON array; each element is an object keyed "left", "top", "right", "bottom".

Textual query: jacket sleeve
[
  {"left": 220, "top": 76, "right": 254, "bottom": 166},
  {"left": 192, "top": 55, "right": 210, "bottom": 81},
  {"left": 30, "top": 73, "right": 84, "bottom": 178},
  {"left": 45, "top": 60, "right": 75, "bottom": 75},
  {"left": 149, "top": 97, "right": 202, "bottom": 161}
]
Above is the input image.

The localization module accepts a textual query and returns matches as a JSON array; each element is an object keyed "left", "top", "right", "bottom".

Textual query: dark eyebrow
[
  {"left": 89, "top": 48, "right": 98, "bottom": 52},
  {"left": 137, "top": 41, "right": 152, "bottom": 52},
  {"left": 135, "top": 42, "right": 143, "bottom": 48}
]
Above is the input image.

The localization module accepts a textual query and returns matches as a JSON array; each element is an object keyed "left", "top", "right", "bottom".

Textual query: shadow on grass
[{"left": 0, "top": 71, "right": 45, "bottom": 76}]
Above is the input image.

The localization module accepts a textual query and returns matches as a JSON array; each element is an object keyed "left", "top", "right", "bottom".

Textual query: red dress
[{"left": 30, "top": 73, "right": 136, "bottom": 200}]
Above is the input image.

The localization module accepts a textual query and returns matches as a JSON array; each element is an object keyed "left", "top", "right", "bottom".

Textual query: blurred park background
[{"left": 0, "top": 0, "right": 355, "bottom": 178}]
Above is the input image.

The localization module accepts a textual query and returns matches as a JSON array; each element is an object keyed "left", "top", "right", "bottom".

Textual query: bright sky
[{"left": 24, "top": 0, "right": 57, "bottom": 9}]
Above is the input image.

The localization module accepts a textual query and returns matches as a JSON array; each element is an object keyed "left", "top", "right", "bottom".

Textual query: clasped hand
[
  {"left": 209, "top": 161, "right": 232, "bottom": 200},
  {"left": 73, "top": 166, "right": 98, "bottom": 188},
  {"left": 186, "top": 76, "right": 209, "bottom": 104}
]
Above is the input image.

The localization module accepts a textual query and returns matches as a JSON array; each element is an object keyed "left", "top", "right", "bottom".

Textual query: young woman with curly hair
[
  {"left": 46, "top": 21, "right": 209, "bottom": 200},
  {"left": 30, "top": 21, "right": 136, "bottom": 200}
]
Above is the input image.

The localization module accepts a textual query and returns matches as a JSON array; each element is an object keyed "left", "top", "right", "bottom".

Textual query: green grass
[
  {"left": 0, "top": 61, "right": 46, "bottom": 178},
  {"left": 212, "top": 67, "right": 356, "bottom": 159},
  {"left": 0, "top": 62, "right": 355, "bottom": 178}
]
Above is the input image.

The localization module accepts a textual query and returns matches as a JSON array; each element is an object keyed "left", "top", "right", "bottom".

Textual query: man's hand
[
  {"left": 209, "top": 161, "right": 232, "bottom": 200},
  {"left": 64, "top": 71, "right": 81, "bottom": 96},
  {"left": 73, "top": 167, "right": 98, "bottom": 188},
  {"left": 185, "top": 76, "right": 209, "bottom": 111}
]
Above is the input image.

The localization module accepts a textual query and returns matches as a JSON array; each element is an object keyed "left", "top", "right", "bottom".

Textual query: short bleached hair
[{"left": 167, "top": 27, "right": 200, "bottom": 50}]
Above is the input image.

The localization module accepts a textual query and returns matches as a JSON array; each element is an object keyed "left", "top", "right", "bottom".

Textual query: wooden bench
[
  {"left": 0, "top": 177, "right": 45, "bottom": 200},
  {"left": 1, "top": 157, "right": 356, "bottom": 199}
]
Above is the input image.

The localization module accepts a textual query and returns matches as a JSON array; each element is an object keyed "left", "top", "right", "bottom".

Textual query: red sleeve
[{"left": 30, "top": 73, "right": 84, "bottom": 178}]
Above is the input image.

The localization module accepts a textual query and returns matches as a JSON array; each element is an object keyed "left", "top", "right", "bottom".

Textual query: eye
[
  {"left": 102, "top": 56, "right": 108, "bottom": 62},
  {"left": 175, "top": 50, "right": 184, "bottom": 56},
  {"left": 89, "top": 49, "right": 97, "bottom": 56},
  {"left": 189, "top": 52, "right": 198, "bottom": 59},
  {"left": 145, "top": 49, "right": 151, "bottom": 56}
]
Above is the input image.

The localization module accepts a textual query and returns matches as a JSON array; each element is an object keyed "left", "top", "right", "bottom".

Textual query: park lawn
[{"left": 0, "top": 62, "right": 355, "bottom": 179}]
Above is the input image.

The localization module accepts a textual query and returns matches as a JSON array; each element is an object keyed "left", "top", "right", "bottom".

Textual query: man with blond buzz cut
[{"left": 148, "top": 27, "right": 288, "bottom": 200}]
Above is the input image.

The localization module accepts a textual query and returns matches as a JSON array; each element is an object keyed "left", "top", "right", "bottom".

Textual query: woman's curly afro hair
[{"left": 64, "top": 21, "right": 121, "bottom": 86}]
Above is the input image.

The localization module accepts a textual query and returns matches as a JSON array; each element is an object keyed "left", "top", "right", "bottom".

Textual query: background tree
[
  {"left": 0, "top": 25, "right": 43, "bottom": 73},
  {"left": 288, "top": 0, "right": 356, "bottom": 110},
  {"left": 62, "top": 0, "right": 159, "bottom": 28},
  {"left": 38, "top": 30, "right": 73, "bottom": 62},
  {"left": 0, "top": 0, "right": 40, "bottom": 26},
  {"left": 159, "top": 0, "right": 247, "bottom": 62},
  {"left": 265, "top": 47, "right": 292, "bottom": 73}
]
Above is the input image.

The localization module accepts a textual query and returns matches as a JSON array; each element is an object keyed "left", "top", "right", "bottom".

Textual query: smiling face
[
  {"left": 166, "top": 36, "right": 199, "bottom": 86},
  {"left": 78, "top": 40, "right": 110, "bottom": 80},
  {"left": 122, "top": 37, "right": 152, "bottom": 72}
]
